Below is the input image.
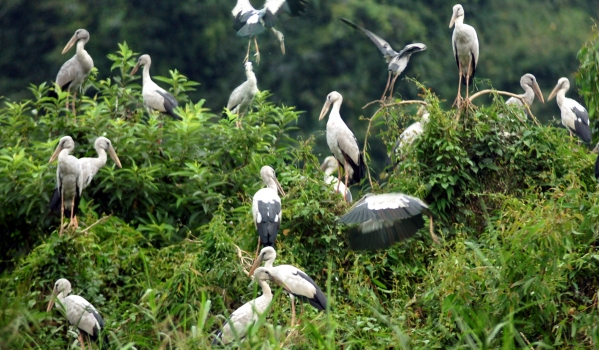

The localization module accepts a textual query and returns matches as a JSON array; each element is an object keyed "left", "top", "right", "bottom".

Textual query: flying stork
[
  {"left": 249, "top": 247, "right": 328, "bottom": 327},
  {"left": 49, "top": 136, "right": 82, "bottom": 236},
  {"left": 130, "top": 54, "right": 182, "bottom": 120},
  {"left": 449, "top": 4, "right": 479, "bottom": 109},
  {"left": 213, "top": 267, "right": 273, "bottom": 345},
  {"left": 340, "top": 18, "right": 427, "bottom": 101},
  {"left": 54, "top": 29, "right": 94, "bottom": 117},
  {"left": 252, "top": 166, "right": 285, "bottom": 255},
  {"left": 79, "top": 137, "right": 122, "bottom": 190},
  {"left": 319, "top": 91, "right": 366, "bottom": 200},
  {"left": 225, "top": 62, "right": 259, "bottom": 128},
  {"left": 547, "top": 77, "right": 592, "bottom": 144},
  {"left": 339, "top": 193, "right": 439, "bottom": 250},
  {"left": 47, "top": 278, "right": 109, "bottom": 350},
  {"left": 320, "top": 156, "right": 352, "bottom": 203},
  {"left": 232, "top": 0, "right": 308, "bottom": 64}
]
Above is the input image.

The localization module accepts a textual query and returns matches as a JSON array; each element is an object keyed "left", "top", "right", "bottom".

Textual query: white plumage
[
  {"left": 319, "top": 91, "right": 366, "bottom": 201},
  {"left": 79, "top": 137, "right": 122, "bottom": 190},
  {"left": 225, "top": 62, "right": 259, "bottom": 127},
  {"left": 252, "top": 166, "right": 285, "bottom": 249},
  {"left": 450, "top": 4, "right": 479, "bottom": 107},
  {"left": 49, "top": 136, "right": 83, "bottom": 235},
  {"left": 55, "top": 29, "right": 94, "bottom": 116},
  {"left": 130, "top": 54, "right": 181, "bottom": 120},
  {"left": 505, "top": 73, "right": 545, "bottom": 109},
  {"left": 46, "top": 279, "right": 108, "bottom": 349},
  {"left": 214, "top": 267, "right": 273, "bottom": 345},
  {"left": 392, "top": 109, "right": 430, "bottom": 162},
  {"left": 340, "top": 18, "right": 427, "bottom": 100},
  {"left": 548, "top": 77, "right": 592, "bottom": 143},
  {"left": 320, "top": 156, "right": 352, "bottom": 203},
  {"left": 249, "top": 247, "right": 328, "bottom": 327}
]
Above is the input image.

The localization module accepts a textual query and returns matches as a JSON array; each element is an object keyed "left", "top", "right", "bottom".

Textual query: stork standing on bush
[
  {"left": 49, "top": 136, "right": 82, "bottom": 235},
  {"left": 319, "top": 91, "right": 366, "bottom": 201},
  {"left": 547, "top": 77, "right": 592, "bottom": 144},
  {"left": 252, "top": 166, "right": 285, "bottom": 256},
  {"left": 449, "top": 4, "right": 479, "bottom": 108},
  {"left": 78, "top": 137, "right": 122, "bottom": 190}
]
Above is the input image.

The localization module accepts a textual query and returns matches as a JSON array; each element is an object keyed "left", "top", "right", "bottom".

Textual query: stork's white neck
[
  {"left": 453, "top": 16, "right": 465, "bottom": 27},
  {"left": 323, "top": 166, "right": 335, "bottom": 176},
  {"left": 328, "top": 100, "right": 344, "bottom": 124},
  {"left": 555, "top": 88, "right": 567, "bottom": 107},
  {"left": 76, "top": 40, "right": 93, "bottom": 72},
  {"left": 520, "top": 84, "right": 535, "bottom": 106},
  {"left": 258, "top": 279, "right": 272, "bottom": 298},
  {"left": 142, "top": 64, "right": 153, "bottom": 86},
  {"left": 94, "top": 145, "right": 108, "bottom": 167},
  {"left": 246, "top": 70, "right": 257, "bottom": 84},
  {"left": 263, "top": 258, "right": 275, "bottom": 268}
]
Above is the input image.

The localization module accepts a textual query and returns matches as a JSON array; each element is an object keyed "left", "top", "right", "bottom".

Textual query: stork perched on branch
[
  {"left": 49, "top": 136, "right": 82, "bottom": 236},
  {"left": 340, "top": 18, "right": 426, "bottom": 101},
  {"left": 548, "top": 77, "right": 592, "bottom": 144},
  {"left": 319, "top": 91, "right": 366, "bottom": 201},
  {"left": 53, "top": 29, "right": 94, "bottom": 116},
  {"left": 232, "top": 0, "right": 308, "bottom": 64},
  {"left": 225, "top": 62, "right": 259, "bottom": 127},
  {"left": 450, "top": 4, "right": 479, "bottom": 109}
]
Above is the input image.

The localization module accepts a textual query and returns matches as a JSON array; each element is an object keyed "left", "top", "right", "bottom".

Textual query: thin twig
[
  {"left": 468, "top": 89, "right": 540, "bottom": 126},
  {"left": 362, "top": 99, "right": 428, "bottom": 110},
  {"left": 80, "top": 216, "right": 111, "bottom": 234},
  {"left": 519, "top": 331, "right": 534, "bottom": 350},
  {"left": 234, "top": 244, "right": 252, "bottom": 276}
]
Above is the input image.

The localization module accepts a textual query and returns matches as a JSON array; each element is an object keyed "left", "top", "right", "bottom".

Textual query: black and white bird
[
  {"left": 449, "top": 4, "right": 479, "bottom": 108},
  {"left": 320, "top": 156, "right": 352, "bottom": 203},
  {"left": 54, "top": 29, "right": 94, "bottom": 116},
  {"left": 249, "top": 247, "right": 327, "bottom": 327},
  {"left": 46, "top": 278, "right": 108, "bottom": 350},
  {"left": 130, "top": 54, "right": 181, "bottom": 120},
  {"left": 505, "top": 73, "right": 545, "bottom": 109},
  {"left": 214, "top": 267, "right": 273, "bottom": 345},
  {"left": 232, "top": 0, "right": 308, "bottom": 63},
  {"left": 340, "top": 18, "right": 427, "bottom": 100},
  {"left": 225, "top": 62, "right": 259, "bottom": 127},
  {"left": 49, "top": 136, "right": 82, "bottom": 235},
  {"left": 548, "top": 77, "right": 592, "bottom": 144},
  {"left": 319, "top": 91, "right": 366, "bottom": 201},
  {"left": 252, "top": 166, "right": 285, "bottom": 254},
  {"left": 339, "top": 193, "right": 439, "bottom": 251},
  {"left": 79, "top": 137, "right": 122, "bottom": 190}
]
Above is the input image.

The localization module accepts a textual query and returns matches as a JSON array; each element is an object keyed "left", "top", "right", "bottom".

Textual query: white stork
[
  {"left": 46, "top": 279, "right": 108, "bottom": 350},
  {"left": 339, "top": 193, "right": 439, "bottom": 250},
  {"left": 340, "top": 18, "right": 427, "bottom": 100},
  {"left": 54, "top": 29, "right": 94, "bottom": 117},
  {"left": 130, "top": 54, "right": 181, "bottom": 120},
  {"left": 49, "top": 136, "right": 82, "bottom": 236},
  {"left": 225, "top": 62, "right": 259, "bottom": 127},
  {"left": 249, "top": 247, "right": 328, "bottom": 327},
  {"left": 213, "top": 267, "right": 273, "bottom": 345},
  {"left": 392, "top": 107, "right": 430, "bottom": 163},
  {"left": 232, "top": 0, "right": 307, "bottom": 63},
  {"left": 320, "top": 156, "right": 352, "bottom": 203},
  {"left": 449, "top": 4, "right": 479, "bottom": 108},
  {"left": 252, "top": 166, "right": 285, "bottom": 255},
  {"left": 79, "top": 137, "right": 122, "bottom": 190},
  {"left": 548, "top": 77, "right": 592, "bottom": 144},
  {"left": 505, "top": 73, "right": 545, "bottom": 109},
  {"left": 319, "top": 91, "right": 366, "bottom": 201}
]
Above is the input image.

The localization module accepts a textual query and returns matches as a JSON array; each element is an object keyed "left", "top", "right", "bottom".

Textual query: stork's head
[
  {"left": 130, "top": 54, "right": 152, "bottom": 76},
  {"left": 248, "top": 246, "right": 277, "bottom": 276},
  {"left": 548, "top": 77, "right": 570, "bottom": 101},
  {"left": 46, "top": 278, "right": 72, "bottom": 312},
  {"left": 95, "top": 137, "right": 122, "bottom": 168},
  {"left": 252, "top": 267, "right": 271, "bottom": 283},
  {"left": 319, "top": 91, "right": 343, "bottom": 121},
  {"left": 271, "top": 28, "right": 285, "bottom": 55},
  {"left": 62, "top": 29, "right": 90, "bottom": 54},
  {"left": 260, "top": 166, "right": 285, "bottom": 196},
  {"left": 521, "top": 74, "right": 545, "bottom": 103},
  {"left": 49, "top": 136, "right": 75, "bottom": 163},
  {"left": 449, "top": 4, "right": 465, "bottom": 28}
]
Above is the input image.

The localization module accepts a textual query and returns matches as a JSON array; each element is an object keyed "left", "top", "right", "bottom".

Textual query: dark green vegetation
[{"left": 1, "top": 20, "right": 599, "bottom": 346}]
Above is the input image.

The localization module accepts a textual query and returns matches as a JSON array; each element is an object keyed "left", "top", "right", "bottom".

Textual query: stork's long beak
[
  {"left": 130, "top": 62, "right": 141, "bottom": 76},
  {"left": 46, "top": 287, "right": 57, "bottom": 312},
  {"left": 248, "top": 255, "right": 264, "bottom": 277},
  {"left": 49, "top": 144, "right": 63, "bottom": 163},
  {"left": 280, "top": 40, "right": 286, "bottom": 55},
  {"left": 61, "top": 34, "right": 79, "bottom": 55},
  {"left": 319, "top": 100, "right": 332, "bottom": 121},
  {"left": 320, "top": 160, "right": 329, "bottom": 172},
  {"left": 275, "top": 178, "right": 285, "bottom": 197},
  {"left": 449, "top": 13, "right": 457, "bottom": 28},
  {"left": 547, "top": 84, "right": 560, "bottom": 101},
  {"left": 532, "top": 81, "right": 545, "bottom": 104},
  {"left": 108, "top": 146, "right": 122, "bottom": 168}
]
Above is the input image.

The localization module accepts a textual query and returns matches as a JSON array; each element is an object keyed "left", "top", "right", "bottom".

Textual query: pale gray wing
[
  {"left": 340, "top": 193, "right": 430, "bottom": 224},
  {"left": 340, "top": 18, "right": 398, "bottom": 62},
  {"left": 226, "top": 81, "right": 249, "bottom": 111},
  {"left": 55, "top": 56, "right": 79, "bottom": 90},
  {"left": 232, "top": 0, "right": 255, "bottom": 17}
]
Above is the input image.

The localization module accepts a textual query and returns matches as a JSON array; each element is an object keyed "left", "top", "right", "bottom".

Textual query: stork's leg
[
  {"left": 389, "top": 74, "right": 400, "bottom": 100},
  {"left": 68, "top": 197, "right": 76, "bottom": 230},
  {"left": 453, "top": 64, "right": 463, "bottom": 109},
  {"left": 244, "top": 39, "right": 251, "bottom": 63},
  {"left": 465, "top": 60, "right": 472, "bottom": 105},
  {"left": 77, "top": 332, "right": 86, "bottom": 350},
  {"left": 72, "top": 91, "right": 77, "bottom": 117},
  {"left": 59, "top": 193, "right": 65, "bottom": 236},
  {"left": 290, "top": 297, "right": 296, "bottom": 327},
  {"left": 381, "top": 71, "right": 392, "bottom": 101},
  {"left": 86, "top": 335, "right": 93, "bottom": 350},
  {"left": 343, "top": 160, "right": 350, "bottom": 202},
  {"left": 254, "top": 37, "right": 260, "bottom": 65},
  {"left": 336, "top": 163, "right": 342, "bottom": 194}
]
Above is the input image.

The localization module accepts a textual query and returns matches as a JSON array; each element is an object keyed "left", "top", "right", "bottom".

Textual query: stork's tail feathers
[
  {"left": 350, "top": 152, "right": 367, "bottom": 185},
  {"left": 50, "top": 188, "right": 61, "bottom": 213},
  {"left": 257, "top": 223, "right": 279, "bottom": 248}
]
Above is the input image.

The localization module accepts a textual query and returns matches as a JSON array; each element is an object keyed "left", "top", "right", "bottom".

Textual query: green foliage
[
  {"left": 1, "top": 42, "right": 599, "bottom": 349},
  {"left": 577, "top": 22, "right": 599, "bottom": 139}
]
